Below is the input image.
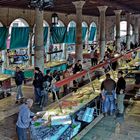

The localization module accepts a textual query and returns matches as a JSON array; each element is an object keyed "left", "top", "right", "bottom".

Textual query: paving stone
[{"left": 82, "top": 100, "right": 140, "bottom": 140}]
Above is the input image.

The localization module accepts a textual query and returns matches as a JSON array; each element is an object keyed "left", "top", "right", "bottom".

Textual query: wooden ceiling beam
[{"left": 90, "top": 0, "right": 140, "bottom": 14}]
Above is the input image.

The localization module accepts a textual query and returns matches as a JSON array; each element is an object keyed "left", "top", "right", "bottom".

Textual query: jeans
[
  {"left": 16, "top": 126, "right": 28, "bottom": 140},
  {"left": 16, "top": 85, "right": 23, "bottom": 100},
  {"left": 40, "top": 89, "right": 48, "bottom": 107},
  {"left": 102, "top": 91, "right": 116, "bottom": 114},
  {"left": 34, "top": 88, "right": 41, "bottom": 103},
  {"left": 117, "top": 94, "right": 125, "bottom": 114}
]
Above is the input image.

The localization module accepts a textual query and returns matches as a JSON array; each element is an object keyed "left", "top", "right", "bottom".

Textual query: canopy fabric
[
  {"left": 10, "top": 27, "right": 29, "bottom": 49},
  {"left": 65, "top": 27, "right": 76, "bottom": 44},
  {"left": 82, "top": 27, "right": 88, "bottom": 42},
  {"left": 89, "top": 27, "right": 96, "bottom": 42},
  {"left": 0, "top": 27, "right": 8, "bottom": 50},
  {"left": 44, "top": 27, "right": 48, "bottom": 45},
  {"left": 65, "top": 27, "right": 87, "bottom": 44},
  {"left": 50, "top": 27, "right": 67, "bottom": 44}
]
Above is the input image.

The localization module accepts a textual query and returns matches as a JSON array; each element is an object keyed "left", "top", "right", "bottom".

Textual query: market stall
[
  {"left": 30, "top": 47, "right": 140, "bottom": 140},
  {"left": 4, "top": 61, "right": 67, "bottom": 79},
  {"left": 0, "top": 74, "right": 11, "bottom": 89},
  {"left": 44, "top": 61, "right": 67, "bottom": 73}
]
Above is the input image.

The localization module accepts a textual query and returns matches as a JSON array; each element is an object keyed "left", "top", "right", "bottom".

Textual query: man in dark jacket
[
  {"left": 15, "top": 66, "right": 25, "bottom": 103},
  {"left": 116, "top": 71, "right": 126, "bottom": 116},
  {"left": 101, "top": 73, "right": 116, "bottom": 116},
  {"left": 73, "top": 60, "right": 82, "bottom": 74},
  {"left": 33, "top": 67, "right": 44, "bottom": 104}
]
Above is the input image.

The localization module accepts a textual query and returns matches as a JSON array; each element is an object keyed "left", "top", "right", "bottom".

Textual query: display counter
[
  {"left": 30, "top": 48, "right": 140, "bottom": 140},
  {"left": 30, "top": 72, "right": 108, "bottom": 140},
  {"left": 4, "top": 61, "right": 67, "bottom": 78},
  {"left": 44, "top": 61, "right": 67, "bottom": 73},
  {"left": 0, "top": 74, "right": 11, "bottom": 90}
]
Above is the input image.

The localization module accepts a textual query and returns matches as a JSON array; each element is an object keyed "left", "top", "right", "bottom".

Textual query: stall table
[
  {"left": 30, "top": 72, "right": 108, "bottom": 140},
  {"left": 44, "top": 61, "right": 67, "bottom": 73},
  {"left": 0, "top": 74, "right": 11, "bottom": 90}
]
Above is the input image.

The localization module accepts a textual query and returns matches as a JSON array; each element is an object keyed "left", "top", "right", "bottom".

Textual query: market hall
[{"left": 0, "top": 0, "right": 140, "bottom": 139}]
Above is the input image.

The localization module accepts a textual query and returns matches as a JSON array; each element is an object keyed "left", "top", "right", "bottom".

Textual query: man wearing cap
[
  {"left": 116, "top": 71, "right": 126, "bottom": 116},
  {"left": 16, "top": 99, "right": 34, "bottom": 140}
]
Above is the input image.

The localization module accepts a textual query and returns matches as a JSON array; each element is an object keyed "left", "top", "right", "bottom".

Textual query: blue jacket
[
  {"left": 15, "top": 71, "right": 24, "bottom": 86},
  {"left": 16, "top": 104, "right": 34, "bottom": 128}
]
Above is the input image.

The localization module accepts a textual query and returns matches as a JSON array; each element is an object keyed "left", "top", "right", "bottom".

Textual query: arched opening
[
  {"left": 7, "top": 18, "right": 30, "bottom": 65},
  {"left": 43, "top": 20, "right": 49, "bottom": 27},
  {"left": 0, "top": 22, "right": 3, "bottom": 27},
  {"left": 68, "top": 21, "right": 76, "bottom": 28},
  {"left": 56, "top": 20, "right": 65, "bottom": 27},
  {"left": 114, "top": 21, "right": 133, "bottom": 42},
  {"left": 82, "top": 21, "right": 88, "bottom": 27},
  {"left": 89, "top": 22, "right": 97, "bottom": 44},
  {"left": 9, "top": 18, "right": 29, "bottom": 35},
  {"left": 67, "top": 21, "right": 76, "bottom": 53},
  {"left": 49, "top": 20, "right": 66, "bottom": 61},
  {"left": 82, "top": 21, "right": 88, "bottom": 50}
]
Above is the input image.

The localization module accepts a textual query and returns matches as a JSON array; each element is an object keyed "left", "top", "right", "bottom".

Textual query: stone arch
[
  {"left": 9, "top": 18, "right": 29, "bottom": 35},
  {"left": 43, "top": 20, "right": 50, "bottom": 27},
  {"left": 82, "top": 21, "right": 88, "bottom": 27},
  {"left": 114, "top": 21, "right": 133, "bottom": 42},
  {"left": 68, "top": 20, "right": 76, "bottom": 28},
  {"left": 89, "top": 21, "right": 97, "bottom": 42},
  {"left": 8, "top": 17, "right": 30, "bottom": 27},
  {"left": 57, "top": 20, "right": 65, "bottom": 27},
  {"left": 89, "top": 22, "right": 97, "bottom": 28},
  {"left": 0, "top": 22, "right": 3, "bottom": 27}
]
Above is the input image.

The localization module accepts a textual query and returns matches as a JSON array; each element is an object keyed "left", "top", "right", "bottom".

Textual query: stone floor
[{"left": 82, "top": 100, "right": 140, "bottom": 140}]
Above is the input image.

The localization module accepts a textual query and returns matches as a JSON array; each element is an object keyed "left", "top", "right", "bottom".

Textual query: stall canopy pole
[
  {"left": 86, "top": 69, "right": 95, "bottom": 93},
  {"left": 51, "top": 89, "right": 63, "bottom": 113},
  {"left": 29, "top": 32, "right": 34, "bottom": 66}
]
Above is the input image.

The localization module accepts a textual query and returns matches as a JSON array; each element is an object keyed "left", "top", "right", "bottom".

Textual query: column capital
[
  {"left": 114, "top": 10, "right": 122, "bottom": 15},
  {"left": 72, "top": 1, "right": 85, "bottom": 9},
  {"left": 97, "top": 6, "right": 108, "bottom": 12}
]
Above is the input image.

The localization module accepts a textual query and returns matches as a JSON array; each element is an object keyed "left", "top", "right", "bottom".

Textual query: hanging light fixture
[
  {"left": 51, "top": 13, "right": 58, "bottom": 26},
  {"left": 28, "top": 0, "right": 54, "bottom": 11}
]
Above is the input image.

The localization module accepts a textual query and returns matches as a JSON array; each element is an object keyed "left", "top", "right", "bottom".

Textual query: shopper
[
  {"left": 40, "top": 70, "right": 53, "bottom": 107},
  {"left": 93, "top": 50, "right": 98, "bottom": 66},
  {"left": 16, "top": 98, "right": 34, "bottom": 140},
  {"left": 116, "top": 71, "right": 126, "bottom": 117},
  {"left": 101, "top": 73, "right": 116, "bottom": 116},
  {"left": 67, "top": 54, "right": 74, "bottom": 67},
  {"left": 90, "top": 47, "right": 94, "bottom": 66},
  {"left": 73, "top": 60, "right": 83, "bottom": 74},
  {"left": 44, "top": 70, "right": 53, "bottom": 84},
  {"left": 33, "top": 67, "right": 44, "bottom": 105},
  {"left": 15, "top": 66, "right": 25, "bottom": 104},
  {"left": 51, "top": 77, "right": 60, "bottom": 101}
]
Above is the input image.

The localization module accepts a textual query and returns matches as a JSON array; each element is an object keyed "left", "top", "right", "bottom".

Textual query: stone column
[
  {"left": 72, "top": 1, "right": 85, "bottom": 62},
  {"left": 29, "top": 29, "right": 34, "bottom": 66},
  {"left": 126, "top": 13, "right": 131, "bottom": 50},
  {"left": 114, "top": 10, "right": 122, "bottom": 52},
  {"left": 34, "top": 8, "right": 44, "bottom": 72},
  {"left": 134, "top": 16, "right": 139, "bottom": 45},
  {"left": 98, "top": 6, "right": 108, "bottom": 61}
]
